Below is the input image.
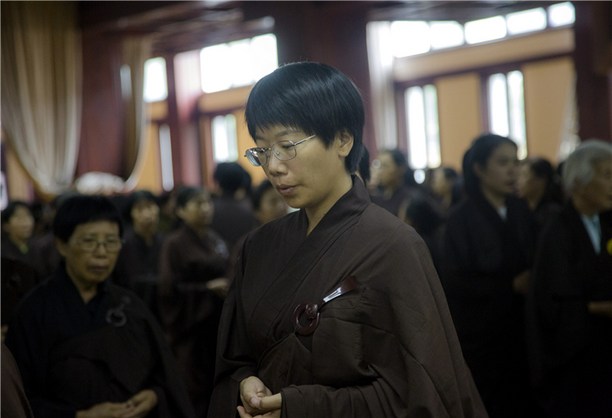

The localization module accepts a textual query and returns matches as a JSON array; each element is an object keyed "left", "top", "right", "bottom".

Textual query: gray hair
[{"left": 562, "top": 139, "right": 612, "bottom": 195}]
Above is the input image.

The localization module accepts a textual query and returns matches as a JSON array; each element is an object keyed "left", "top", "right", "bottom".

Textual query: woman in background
[
  {"left": 158, "top": 185, "right": 229, "bottom": 417},
  {"left": 5, "top": 194, "right": 194, "bottom": 418},
  {"left": 527, "top": 140, "right": 612, "bottom": 418},
  {"left": 442, "top": 133, "right": 538, "bottom": 418},
  {"left": 517, "top": 157, "right": 564, "bottom": 231}
]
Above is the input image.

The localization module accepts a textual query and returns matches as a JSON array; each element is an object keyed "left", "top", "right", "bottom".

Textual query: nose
[{"left": 265, "top": 154, "right": 286, "bottom": 176}]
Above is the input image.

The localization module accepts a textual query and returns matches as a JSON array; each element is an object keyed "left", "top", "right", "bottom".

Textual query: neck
[
  {"left": 134, "top": 227, "right": 155, "bottom": 245},
  {"left": 572, "top": 195, "right": 598, "bottom": 217},
  {"left": 305, "top": 174, "right": 352, "bottom": 235},
  {"left": 10, "top": 237, "right": 29, "bottom": 254},
  {"left": 480, "top": 187, "right": 506, "bottom": 209}
]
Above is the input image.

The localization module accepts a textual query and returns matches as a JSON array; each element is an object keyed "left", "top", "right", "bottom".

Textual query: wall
[{"left": 395, "top": 28, "right": 576, "bottom": 167}]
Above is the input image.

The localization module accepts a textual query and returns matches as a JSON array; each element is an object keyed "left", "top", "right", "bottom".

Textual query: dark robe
[
  {"left": 113, "top": 228, "right": 165, "bottom": 320},
  {"left": 370, "top": 185, "right": 420, "bottom": 217},
  {"left": 4, "top": 267, "right": 195, "bottom": 418},
  {"left": 211, "top": 195, "right": 258, "bottom": 250},
  {"left": 1, "top": 236, "right": 41, "bottom": 328},
  {"left": 209, "top": 178, "right": 486, "bottom": 418},
  {"left": 441, "top": 194, "right": 538, "bottom": 418},
  {"left": 2, "top": 343, "right": 34, "bottom": 418},
  {"left": 527, "top": 204, "right": 612, "bottom": 418},
  {"left": 159, "top": 224, "right": 229, "bottom": 417}
]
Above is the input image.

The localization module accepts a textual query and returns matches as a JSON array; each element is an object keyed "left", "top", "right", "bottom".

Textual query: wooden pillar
[{"left": 573, "top": 1, "right": 612, "bottom": 141}]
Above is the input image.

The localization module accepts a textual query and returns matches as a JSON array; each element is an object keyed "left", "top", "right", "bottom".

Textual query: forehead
[
  {"left": 593, "top": 158, "right": 612, "bottom": 173},
  {"left": 73, "top": 220, "right": 120, "bottom": 236},
  {"left": 254, "top": 125, "right": 303, "bottom": 141},
  {"left": 132, "top": 199, "right": 157, "bottom": 209},
  {"left": 489, "top": 143, "right": 517, "bottom": 159}
]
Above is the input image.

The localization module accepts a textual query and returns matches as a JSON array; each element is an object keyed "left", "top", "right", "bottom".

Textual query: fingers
[{"left": 258, "top": 393, "right": 283, "bottom": 411}]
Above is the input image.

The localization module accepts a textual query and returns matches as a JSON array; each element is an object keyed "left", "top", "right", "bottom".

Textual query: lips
[
  {"left": 88, "top": 265, "right": 110, "bottom": 275},
  {"left": 276, "top": 184, "right": 296, "bottom": 197}
]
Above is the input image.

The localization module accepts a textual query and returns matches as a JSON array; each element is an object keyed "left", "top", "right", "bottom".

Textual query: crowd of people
[{"left": 2, "top": 62, "right": 611, "bottom": 418}]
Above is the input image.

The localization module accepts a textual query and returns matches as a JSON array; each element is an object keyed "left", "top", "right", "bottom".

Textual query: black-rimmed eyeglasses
[{"left": 244, "top": 135, "right": 316, "bottom": 167}]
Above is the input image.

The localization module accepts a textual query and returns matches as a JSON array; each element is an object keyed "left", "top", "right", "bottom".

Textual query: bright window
[
  {"left": 212, "top": 114, "right": 238, "bottom": 162},
  {"left": 430, "top": 21, "right": 464, "bottom": 50},
  {"left": 158, "top": 124, "right": 174, "bottom": 191},
  {"left": 200, "top": 34, "right": 278, "bottom": 93},
  {"left": 549, "top": 2, "right": 575, "bottom": 27},
  {"left": 144, "top": 57, "right": 168, "bottom": 102},
  {"left": 405, "top": 84, "right": 440, "bottom": 171},
  {"left": 506, "top": 8, "right": 547, "bottom": 35},
  {"left": 465, "top": 16, "right": 507, "bottom": 44},
  {"left": 487, "top": 71, "right": 527, "bottom": 159},
  {"left": 390, "top": 21, "right": 430, "bottom": 57}
]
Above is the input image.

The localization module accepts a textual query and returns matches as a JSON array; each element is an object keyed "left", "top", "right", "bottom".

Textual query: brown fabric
[
  {"left": 1, "top": 343, "right": 34, "bottom": 418},
  {"left": 209, "top": 178, "right": 487, "bottom": 418},
  {"left": 159, "top": 225, "right": 229, "bottom": 417}
]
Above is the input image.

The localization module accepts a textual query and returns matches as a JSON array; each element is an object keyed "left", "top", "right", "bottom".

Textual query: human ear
[
  {"left": 473, "top": 163, "right": 485, "bottom": 179},
  {"left": 55, "top": 238, "right": 69, "bottom": 257},
  {"left": 336, "top": 131, "right": 354, "bottom": 157}
]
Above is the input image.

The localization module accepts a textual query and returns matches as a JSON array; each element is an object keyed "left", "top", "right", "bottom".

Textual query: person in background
[
  {"left": 517, "top": 157, "right": 564, "bottom": 231},
  {"left": 5, "top": 194, "right": 195, "bottom": 418},
  {"left": 441, "top": 133, "right": 539, "bottom": 418},
  {"left": 29, "top": 192, "right": 77, "bottom": 280},
  {"left": 208, "top": 62, "right": 486, "bottom": 418},
  {"left": 356, "top": 146, "right": 371, "bottom": 185},
  {"left": 1, "top": 201, "right": 35, "bottom": 263},
  {"left": 113, "top": 189, "right": 165, "bottom": 321},
  {"left": 2, "top": 342, "right": 34, "bottom": 418},
  {"left": 211, "top": 162, "right": 258, "bottom": 250},
  {"left": 158, "top": 185, "right": 229, "bottom": 417},
  {"left": 156, "top": 189, "right": 178, "bottom": 234},
  {"left": 251, "top": 180, "right": 288, "bottom": 226},
  {"left": 527, "top": 139, "right": 612, "bottom": 418},
  {"left": 430, "top": 166, "right": 463, "bottom": 213},
  {"left": 369, "top": 148, "right": 421, "bottom": 217},
  {"left": 400, "top": 194, "right": 446, "bottom": 274},
  {"left": 1, "top": 201, "right": 40, "bottom": 340}
]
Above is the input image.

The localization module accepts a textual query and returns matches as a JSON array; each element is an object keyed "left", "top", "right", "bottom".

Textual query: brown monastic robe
[{"left": 209, "top": 178, "right": 487, "bottom": 418}]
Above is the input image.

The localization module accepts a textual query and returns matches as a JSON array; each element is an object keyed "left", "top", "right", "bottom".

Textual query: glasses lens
[
  {"left": 274, "top": 141, "right": 296, "bottom": 161},
  {"left": 105, "top": 240, "right": 122, "bottom": 252},
  {"left": 245, "top": 149, "right": 263, "bottom": 167}
]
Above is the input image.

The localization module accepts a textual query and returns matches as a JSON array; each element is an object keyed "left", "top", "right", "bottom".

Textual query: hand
[
  {"left": 239, "top": 376, "right": 280, "bottom": 415},
  {"left": 588, "top": 300, "right": 612, "bottom": 319},
  {"left": 512, "top": 270, "right": 530, "bottom": 295},
  {"left": 237, "top": 401, "right": 281, "bottom": 418},
  {"left": 119, "top": 389, "right": 158, "bottom": 418},
  {"left": 207, "top": 277, "right": 230, "bottom": 298},
  {"left": 76, "top": 402, "right": 134, "bottom": 418}
]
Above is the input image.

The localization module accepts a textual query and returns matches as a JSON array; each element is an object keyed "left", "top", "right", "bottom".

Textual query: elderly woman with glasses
[
  {"left": 5, "top": 194, "right": 195, "bottom": 418},
  {"left": 208, "top": 62, "right": 486, "bottom": 418}
]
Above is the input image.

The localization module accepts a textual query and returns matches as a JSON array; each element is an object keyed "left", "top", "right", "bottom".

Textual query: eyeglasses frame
[{"left": 244, "top": 134, "right": 317, "bottom": 167}]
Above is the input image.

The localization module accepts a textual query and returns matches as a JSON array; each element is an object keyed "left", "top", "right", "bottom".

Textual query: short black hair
[
  {"left": 251, "top": 180, "right": 275, "bottom": 211},
  {"left": 175, "top": 186, "right": 208, "bottom": 209},
  {"left": 1, "top": 201, "right": 31, "bottom": 225},
  {"left": 125, "top": 190, "right": 158, "bottom": 221},
  {"left": 245, "top": 62, "right": 364, "bottom": 173},
  {"left": 53, "top": 194, "right": 124, "bottom": 242},
  {"left": 462, "top": 133, "right": 517, "bottom": 198},
  {"left": 213, "top": 162, "right": 249, "bottom": 195}
]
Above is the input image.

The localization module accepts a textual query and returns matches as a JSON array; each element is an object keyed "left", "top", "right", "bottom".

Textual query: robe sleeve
[
  {"left": 5, "top": 295, "right": 77, "bottom": 418},
  {"left": 208, "top": 244, "right": 258, "bottom": 418}
]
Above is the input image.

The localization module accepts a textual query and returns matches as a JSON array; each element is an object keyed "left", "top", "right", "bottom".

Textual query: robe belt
[{"left": 292, "top": 275, "right": 358, "bottom": 336}]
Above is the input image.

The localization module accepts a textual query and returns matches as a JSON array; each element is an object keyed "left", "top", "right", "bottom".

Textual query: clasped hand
[
  {"left": 238, "top": 376, "right": 282, "bottom": 418},
  {"left": 76, "top": 389, "right": 158, "bottom": 418}
]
